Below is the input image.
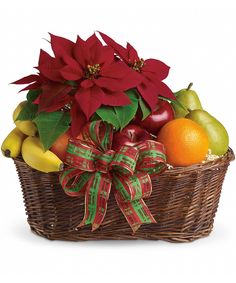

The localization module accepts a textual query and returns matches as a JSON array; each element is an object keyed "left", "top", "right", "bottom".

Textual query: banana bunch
[{"left": 1, "top": 101, "right": 63, "bottom": 173}]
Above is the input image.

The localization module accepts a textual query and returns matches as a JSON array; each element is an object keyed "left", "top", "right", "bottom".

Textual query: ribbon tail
[
  {"left": 78, "top": 172, "right": 112, "bottom": 231},
  {"left": 115, "top": 193, "right": 156, "bottom": 233}
]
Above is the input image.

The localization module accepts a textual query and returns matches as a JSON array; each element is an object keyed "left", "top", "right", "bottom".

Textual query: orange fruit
[
  {"left": 50, "top": 131, "right": 71, "bottom": 161},
  {"left": 157, "top": 118, "right": 209, "bottom": 167}
]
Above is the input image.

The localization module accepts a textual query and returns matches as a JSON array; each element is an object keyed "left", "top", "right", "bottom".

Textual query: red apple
[
  {"left": 139, "top": 100, "right": 174, "bottom": 135},
  {"left": 112, "top": 124, "right": 152, "bottom": 151}
]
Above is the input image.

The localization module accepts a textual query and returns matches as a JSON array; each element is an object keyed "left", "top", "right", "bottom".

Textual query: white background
[{"left": 0, "top": 0, "right": 236, "bottom": 282}]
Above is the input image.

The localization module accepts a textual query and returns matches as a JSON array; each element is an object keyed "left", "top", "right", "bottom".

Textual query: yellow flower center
[
  {"left": 132, "top": 59, "right": 145, "bottom": 72},
  {"left": 85, "top": 64, "right": 101, "bottom": 78}
]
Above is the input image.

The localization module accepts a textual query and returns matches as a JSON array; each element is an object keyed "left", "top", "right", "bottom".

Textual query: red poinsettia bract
[{"left": 99, "top": 32, "right": 176, "bottom": 111}]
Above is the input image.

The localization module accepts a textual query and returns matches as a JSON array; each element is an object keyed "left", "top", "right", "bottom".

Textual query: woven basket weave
[{"left": 14, "top": 148, "right": 234, "bottom": 242}]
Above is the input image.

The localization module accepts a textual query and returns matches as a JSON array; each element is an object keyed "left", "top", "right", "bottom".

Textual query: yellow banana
[
  {"left": 22, "top": 136, "right": 64, "bottom": 173},
  {"left": 1, "top": 127, "right": 26, "bottom": 158},
  {"left": 13, "top": 101, "right": 37, "bottom": 136}
]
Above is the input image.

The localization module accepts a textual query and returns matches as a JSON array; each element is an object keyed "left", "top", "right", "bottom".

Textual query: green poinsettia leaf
[
  {"left": 90, "top": 112, "right": 102, "bottom": 122},
  {"left": 17, "top": 90, "right": 41, "bottom": 121},
  {"left": 96, "top": 89, "right": 139, "bottom": 130},
  {"left": 139, "top": 97, "right": 151, "bottom": 120},
  {"left": 113, "top": 89, "right": 139, "bottom": 130},
  {"left": 96, "top": 107, "right": 120, "bottom": 130},
  {"left": 17, "top": 102, "right": 38, "bottom": 121},
  {"left": 33, "top": 111, "right": 71, "bottom": 151},
  {"left": 26, "top": 89, "right": 41, "bottom": 103}
]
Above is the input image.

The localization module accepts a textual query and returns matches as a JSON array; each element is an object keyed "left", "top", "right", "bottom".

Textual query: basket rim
[
  {"left": 164, "top": 147, "right": 234, "bottom": 175},
  {"left": 13, "top": 147, "right": 234, "bottom": 175}
]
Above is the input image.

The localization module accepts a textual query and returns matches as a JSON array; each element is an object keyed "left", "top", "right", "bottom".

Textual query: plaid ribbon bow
[{"left": 59, "top": 121, "right": 167, "bottom": 232}]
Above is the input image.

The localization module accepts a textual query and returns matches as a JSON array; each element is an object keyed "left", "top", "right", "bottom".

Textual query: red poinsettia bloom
[
  {"left": 12, "top": 33, "right": 141, "bottom": 136},
  {"left": 99, "top": 32, "right": 176, "bottom": 111},
  {"left": 59, "top": 33, "right": 140, "bottom": 120},
  {"left": 12, "top": 34, "right": 75, "bottom": 111},
  {"left": 32, "top": 34, "right": 75, "bottom": 112}
]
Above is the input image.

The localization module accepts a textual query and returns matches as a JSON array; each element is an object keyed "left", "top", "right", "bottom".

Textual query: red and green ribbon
[{"left": 59, "top": 121, "right": 167, "bottom": 233}]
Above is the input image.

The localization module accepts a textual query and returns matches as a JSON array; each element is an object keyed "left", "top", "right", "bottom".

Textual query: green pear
[
  {"left": 186, "top": 109, "right": 229, "bottom": 156},
  {"left": 173, "top": 83, "right": 203, "bottom": 118}
]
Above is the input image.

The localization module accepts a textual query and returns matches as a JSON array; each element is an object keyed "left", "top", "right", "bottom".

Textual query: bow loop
[
  {"left": 66, "top": 139, "right": 100, "bottom": 171},
  {"left": 59, "top": 169, "right": 93, "bottom": 197},
  {"left": 135, "top": 140, "right": 167, "bottom": 176},
  {"left": 81, "top": 120, "right": 113, "bottom": 151}
]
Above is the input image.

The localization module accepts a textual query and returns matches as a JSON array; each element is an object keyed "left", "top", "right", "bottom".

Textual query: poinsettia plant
[{"left": 13, "top": 32, "right": 175, "bottom": 150}]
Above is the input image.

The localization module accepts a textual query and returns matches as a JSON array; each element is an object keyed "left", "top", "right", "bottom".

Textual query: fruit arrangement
[
  {"left": 1, "top": 32, "right": 230, "bottom": 173},
  {"left": 2, "top": 32, "right": 233, "bottom": 238}
]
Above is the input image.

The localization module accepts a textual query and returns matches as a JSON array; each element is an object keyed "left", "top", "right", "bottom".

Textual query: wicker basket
[{"left": 13, "top": 148, "right": 234, "bottom": 242}]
